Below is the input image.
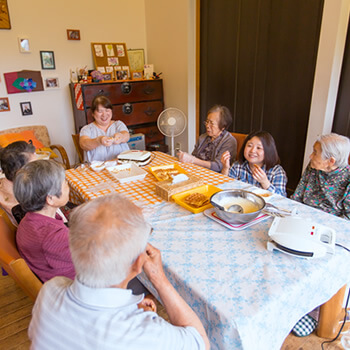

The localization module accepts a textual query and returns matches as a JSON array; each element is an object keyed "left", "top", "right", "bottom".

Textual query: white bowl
[{"left": 90, "top": 161, "right": 106, "bottom": 172}]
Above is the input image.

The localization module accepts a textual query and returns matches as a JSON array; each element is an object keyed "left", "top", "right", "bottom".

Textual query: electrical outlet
[{"left": 175, "top": 142, "right": 181, "bottom": 152}]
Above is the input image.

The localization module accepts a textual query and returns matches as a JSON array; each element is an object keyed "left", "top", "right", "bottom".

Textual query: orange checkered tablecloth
[{"left": 66, "top": 152, "right": 232, "bottom": 205}]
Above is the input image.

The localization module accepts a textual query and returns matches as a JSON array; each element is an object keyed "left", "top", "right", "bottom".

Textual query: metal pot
[{"left": 210, "top": 189, "right": 266, "bottom": 224}]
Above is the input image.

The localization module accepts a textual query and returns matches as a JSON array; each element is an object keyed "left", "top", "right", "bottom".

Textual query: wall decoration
[
  {"left": 128, "top": 49, "right": 145, "bottom": 72},
  {"left": 18, "top": 37, "right": 30, "bottom": 53},
  {"left": 4, "top": 70, "right": 44, "bottom": 94},
  {"left": 40, "top": 51, "right": 55, "bottom": 69},
  {"left": 0, "top": 97, "right": 10, "bottom": 111},
  {"left": 67, "top": 29, "right": 80, "bottom": 40},
  {"left": 116, "top": 70, "right": 128, "bottom": 81},
  {"left": 44, "top": 77, "right": 59, "bottom": 89},
  {"left": 144, "top": 64, "right": 154, "bottom": 79},
  {"left": 132, "top": 71, "right": 143, "bottom": 80},
  {"left": 91, "top": 42, "right": 129, "bottom": 80},
  {"left": 102, "top": 73, "right": 113, "bottom": 82},
  {"left": 0, "top": 0, "right": 11, "bottom": 29},
  {"left": 20, "top": 101, "right": 32, "bottom": 115}
]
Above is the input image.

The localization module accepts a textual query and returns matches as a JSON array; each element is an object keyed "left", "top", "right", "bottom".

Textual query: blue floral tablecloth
[{"left": 139, "top": 181, "right": 350, "bottom": 350}]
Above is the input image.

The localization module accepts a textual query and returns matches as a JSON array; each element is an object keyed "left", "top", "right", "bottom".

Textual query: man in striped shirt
[{"left": 29, "top": 194, "right": 210, "bottom": 350}]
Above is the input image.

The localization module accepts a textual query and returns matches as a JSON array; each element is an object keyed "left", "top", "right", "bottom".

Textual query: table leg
[{"left": 316, "top": 285, "right": 347, "bottom": 338}]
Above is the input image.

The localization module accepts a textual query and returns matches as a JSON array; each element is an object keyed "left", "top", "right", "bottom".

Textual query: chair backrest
[
  {"left": 231, "top": 132, "right": 248, "bottom": 160},
  {"left": 0, "top": 125, "right": 51, "bottom": 147},
  {"left": 0, "top": 209, "right": 42, "bottom": 301},
  {"left": 72, "top": 134, "right": 84, "bottom": 164}
]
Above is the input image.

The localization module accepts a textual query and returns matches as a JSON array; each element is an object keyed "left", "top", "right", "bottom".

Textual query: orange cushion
[{"left": 0, "top": 130, "right": 44, "bottom": 149}]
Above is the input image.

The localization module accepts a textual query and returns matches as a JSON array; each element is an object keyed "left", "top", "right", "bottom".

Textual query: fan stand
[{"left": 170, "top": 132, "right": 175, "bottom": 157}]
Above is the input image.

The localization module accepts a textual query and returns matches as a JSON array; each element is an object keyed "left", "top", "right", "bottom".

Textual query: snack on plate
[
  {"left": 183, "top": 192, "right": 209, "bottom": 208},
  {"left": 153, "top": 168, "right": 180, "bottom": 181}
]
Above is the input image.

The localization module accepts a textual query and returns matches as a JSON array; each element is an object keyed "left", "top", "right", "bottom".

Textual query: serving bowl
[{"left": 210, "top": 189, "right": 266, "bottom": 224}]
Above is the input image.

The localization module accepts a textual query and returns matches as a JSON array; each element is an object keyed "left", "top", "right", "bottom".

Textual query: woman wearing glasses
[{"left": 178, "top": 105, "right": 237, "bottom": 172}]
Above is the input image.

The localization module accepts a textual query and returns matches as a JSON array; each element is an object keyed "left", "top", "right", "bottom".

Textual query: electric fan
[{"left": 157, "top": 108, "right": 187, "bottom": 156}]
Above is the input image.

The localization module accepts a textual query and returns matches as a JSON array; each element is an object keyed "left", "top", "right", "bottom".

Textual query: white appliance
[
  {"left": 117, "top": 150, "right": 152, "bottom": 166},
  {"left": 267, "top": 216, "right": 336, "bottom": 259},
  {"left": 157, "top": 108, "right": 187, "bottom": 156},
  {"left": 127, "top": 133, "right": 145, "bottom": 151}
]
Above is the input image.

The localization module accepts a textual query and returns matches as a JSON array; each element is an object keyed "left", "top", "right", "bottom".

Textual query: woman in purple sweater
[{"left": 14, "top": 160, "right": 75, "bottom": 282}]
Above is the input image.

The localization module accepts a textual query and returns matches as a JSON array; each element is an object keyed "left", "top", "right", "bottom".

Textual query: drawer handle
[
  {"left": 97, "top": 89, "right": 110, "bottom": 97},
  {"left": 143, "top": 86, "right": 155, "bottom": 95},
  {"left": 144, "top": 107, "right": 156, "bottom": 116},
  {"left": 123, "top": 103, "right": 133, "bottom": 115},
  {"left": 121, "top": 82, "right": 132, "bottom": 94}
]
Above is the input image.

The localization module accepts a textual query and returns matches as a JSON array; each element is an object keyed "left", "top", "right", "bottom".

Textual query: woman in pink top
[{"left": 14, "top": 160, "right": 75, "bottom": 282}]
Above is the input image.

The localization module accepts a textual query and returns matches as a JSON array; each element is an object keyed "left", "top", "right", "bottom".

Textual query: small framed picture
[
  {"left": 132, "top": 71, "right": 143, "bottom": 80},
  {"left": 18, "top": 37, "right": 31, "bottom": 53},
  {"left": 67, "top": 29, "right": 80, "bottom": 40},
  {"left": 0, "top": 98, "right": 10, "bottom": 112},
  {"left": 102, "top": 73, "right": 113, "bottom": 82},
  {"left": 40, "top": 51, "right": 55, "bottom": 70},
  {"left": 116, "top": 70, "right": 129, "bottom": 81},
  {"left": 44, "top": 77, "right": 59, "bottom": 89},
  {"left": 20, "top": 102, "right": 32, "bottom": 116}
]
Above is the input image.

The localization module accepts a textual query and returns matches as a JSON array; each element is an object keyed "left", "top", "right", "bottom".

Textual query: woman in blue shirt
[{"left": 221, "top": 130, "right": 287, "bottom": 196}]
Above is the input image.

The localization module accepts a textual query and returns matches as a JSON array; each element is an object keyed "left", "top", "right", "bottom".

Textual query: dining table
[{"left": 66, "top": 151, "right": 350, "bottom": 350}]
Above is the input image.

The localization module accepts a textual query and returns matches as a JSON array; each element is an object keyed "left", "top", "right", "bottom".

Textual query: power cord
[
  {"left": 335, "top": 243, "right": 350, "bottom": 253},
  {"left": 321, "top": 288, "right": 350, "bottom": 349}
]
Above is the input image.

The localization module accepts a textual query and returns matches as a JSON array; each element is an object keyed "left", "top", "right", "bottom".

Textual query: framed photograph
[
  {"left": 44, "top": 77, "right": 59, "bottom": 89},
  {"left": 0, "top": 97, "right": 10, "bottom": 112},
  {"left": 116, "top": 70, "right": 128, "bottom": 81},
  {"left": 20, "top": 101, "right": 32, "bottom": 116},
  {"left": 18, "top": 37, "right": 30, "bottom": 53},
  {"left": 132, "top": 71, "right": 143, "bottom": 80},
  {"left": 102, "top": 73, "right": 113, "bottom": 82},
  {"left": 0, "top": 0, "right": 11, "bottom": 29},
  {"left": 128, "top": 49, "right": 145, "bottom": 72},
  {"left": 67, "top": 29, "right": 80, "bottom": 40},
  {"left": 40, "top": 51, "right": 55, "bottom": 70}
]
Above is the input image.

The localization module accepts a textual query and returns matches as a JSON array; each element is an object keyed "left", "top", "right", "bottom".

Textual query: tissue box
[{"left": 155, "top": 175, "right": 204, "bottom": 201}]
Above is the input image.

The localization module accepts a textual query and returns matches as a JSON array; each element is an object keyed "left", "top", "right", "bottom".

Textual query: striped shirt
[
  {"left": 16, "top": 212, "right": 75, "bottom": 282},
  {"left": 29, "top": 277, "right": 205, "bottom": 350},
  {"left": 228, "top": 160, "right": 287, "bottom": 196}
]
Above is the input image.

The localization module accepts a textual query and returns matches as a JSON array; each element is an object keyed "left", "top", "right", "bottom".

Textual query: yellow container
[
  {"left": 172, "top": 184, "right": 222, "bottom": 214},
  {"left": 149, "top": 163, "right": 187, "bottom": 181}
]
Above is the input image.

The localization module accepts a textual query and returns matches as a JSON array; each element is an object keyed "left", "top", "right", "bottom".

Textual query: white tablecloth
[{"left": 139, "top": 180, "right": 350, "bottom": 350}]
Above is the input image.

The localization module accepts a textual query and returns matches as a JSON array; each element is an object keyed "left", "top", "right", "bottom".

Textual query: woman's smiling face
[
  {"left": 93, "top": 104, "right": 113, "bottom": 128},
  {"left": 244, "top": 136, "right": 265, "bottom": 166}
]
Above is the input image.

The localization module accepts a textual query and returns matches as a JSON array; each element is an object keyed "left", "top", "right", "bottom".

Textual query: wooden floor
[{"left": 0, "top": 272, "right": 346, "bottom": 350}]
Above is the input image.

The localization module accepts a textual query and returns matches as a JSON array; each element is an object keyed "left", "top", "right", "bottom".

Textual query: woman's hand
[
  {"left": 99, "top": 136, "right": 114, "bottom": 147},
  {"left": 221, "top": 151, "right": 231, "bottom": 175},
  {"left": 138, "top": 297, "right": 157, "bottom": 312},
  {"left": 113, "top": 133, "right": 124, "bottom": 144},
  {"left": 252, "top": 164, "right": 270, "bottom": 189},
  {"left": 178, "top": 151, "right": 194, "bottom": 164}
]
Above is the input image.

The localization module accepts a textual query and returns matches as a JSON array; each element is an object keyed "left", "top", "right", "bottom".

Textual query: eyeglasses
[{"left": 204, "top": 120, "right": 218, "bottom": 127}]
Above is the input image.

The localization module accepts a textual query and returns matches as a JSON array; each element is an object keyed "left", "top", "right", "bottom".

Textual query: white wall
[
  {"left": 303, "top": 0, "right": 350, "bottom": 169},
  {"left": 144, "top": 0, "right": 189, "bottom": 152},
  {"left": 0, "top": 0, "right": 147, "bottom": 165}
]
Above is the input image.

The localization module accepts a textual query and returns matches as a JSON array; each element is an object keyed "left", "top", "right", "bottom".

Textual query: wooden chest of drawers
[{"left": 69, "top": 79, "right": 166, "bottom": 149}]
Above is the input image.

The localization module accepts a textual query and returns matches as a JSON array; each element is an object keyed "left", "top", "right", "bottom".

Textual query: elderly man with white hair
[
  {"left": 291, "top": 133, "right": 350, "bottom": 219},
  {"left": 28, "top": 194, "right": 210, "bottom": 350}
]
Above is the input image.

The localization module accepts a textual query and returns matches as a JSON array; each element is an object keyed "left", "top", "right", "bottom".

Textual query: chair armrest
[{"left": 50, "top": 144, "right": 71, "bottom": 169}]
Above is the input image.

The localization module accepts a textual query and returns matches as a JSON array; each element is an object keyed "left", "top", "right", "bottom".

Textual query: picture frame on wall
[
  {"left": 67, "top": 29, "right": 80, "bottom": 40},
  {"left": 20, "top": 101, "right": 32, "bottom": 116},
  {"left": 0, "top": 0, "right": 11, "bottom": 29},
  {"left": 0, "top": 97, "right": 10, "bottom": 112},
  {"left": 44, "top": 77, "right": 59, "bottom": 89},
  {"left": 40, "top": 51, "right": 55, "bottom": 70},
  {"left": 18, "top": 38, "right": 31, "bottom": 53}
]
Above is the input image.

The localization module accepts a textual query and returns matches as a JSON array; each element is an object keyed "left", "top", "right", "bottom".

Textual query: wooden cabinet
[{"left": 69, "top": 79, "right": 166, "bottom": 150}]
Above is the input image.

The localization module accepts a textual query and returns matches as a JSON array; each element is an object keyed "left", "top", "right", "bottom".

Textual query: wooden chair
[
  {"left": 231, "top": 132, "right": 248, "bottom": 160},
  {"left": 72, "top": 134, "right": 84, "bottom": 164},
  {"left": 0, "top": 125, "right": 71, "bottom": 169},
  {"left": 0, "top": 209, "right": 42, "bottom": 301}
]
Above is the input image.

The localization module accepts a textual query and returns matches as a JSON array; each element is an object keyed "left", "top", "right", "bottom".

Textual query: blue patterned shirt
[
  {"left": 228, "top": 161, "right": 287, "bottom": 196},
  {"left": 291, "top": 164, "right": 350, "bottom": 219}
]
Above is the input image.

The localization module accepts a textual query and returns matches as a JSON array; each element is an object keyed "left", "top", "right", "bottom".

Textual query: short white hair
[
  {"left": 317, "top": 133, "right": 350, "bottom": 168},
  {"left": 69, "top": 194, "right": 150, "bottom": 288}
]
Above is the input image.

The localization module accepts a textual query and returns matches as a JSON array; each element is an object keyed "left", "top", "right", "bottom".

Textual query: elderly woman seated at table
[
  {"left": 178, "top": 105, "right": 237, "bottom": 172},
  {"left": 14, "top": 160, "right": 75, "bottom": 282},
  {"left": 79, "top": 95, "right": 130, "bottom": 162},
  {"left": 291, "top": 133, "right": 350, "bottom": 219},
  {"left": 0, "top": 141, "right": 36, "bottom": 226}
]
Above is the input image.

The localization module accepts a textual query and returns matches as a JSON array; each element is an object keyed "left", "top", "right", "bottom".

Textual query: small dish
[
  {"left": 107, "top": 163, "right": 147, "bottom": 183},
  {"left": 90, "top": 161, "right": 106, "bottom": 172},
  {"left": 172, "top": 184, "right": 222, "bottom": 214}
]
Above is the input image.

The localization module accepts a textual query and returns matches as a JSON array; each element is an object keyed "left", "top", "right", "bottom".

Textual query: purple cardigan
[{"left": 192, "top": 130, "right": 237, "bottom": 172}]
